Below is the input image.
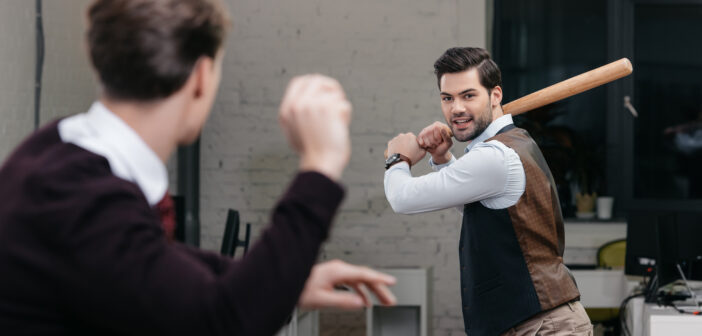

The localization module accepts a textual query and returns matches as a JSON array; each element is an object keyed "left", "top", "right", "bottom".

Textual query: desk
[
  {"left": 571, "top": 270, "right": 638, "bottom": 308},
  {"left": 626, "top": 297, "right": 702, "bottom": 336},
  {"left": 367, "top": 268, "right": 431, "bottom": 336},
  {"left": 276, "top": 309, "right": 318, "bottom": 336}
]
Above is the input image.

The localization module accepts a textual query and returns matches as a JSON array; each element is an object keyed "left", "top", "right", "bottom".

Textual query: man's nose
[{"left": 452, "top": 100, "right": 466, "bottom": 113}]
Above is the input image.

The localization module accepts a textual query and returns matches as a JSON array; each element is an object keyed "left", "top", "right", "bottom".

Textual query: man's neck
[
  {"left": 100, "top": 96, "right": 184, "bottom": 163},
  {"left": 491, "top": 105, "right": 505, "bottom": 121}
]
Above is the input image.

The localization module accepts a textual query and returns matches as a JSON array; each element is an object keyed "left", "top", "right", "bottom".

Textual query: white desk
[
  {"left": 626, "top": 297, "right": 702, "bottom": 336},
  {"left": 276, "top": 309, "right": 318, "bottom": 336},
  {"left": 367, "top": 268, "right": 431, "bottom": 336},
  {"left": 571, "top": 270, "right": 638, "bottom": 308}
]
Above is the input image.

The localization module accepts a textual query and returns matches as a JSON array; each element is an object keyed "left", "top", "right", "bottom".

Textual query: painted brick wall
[
  {"left": 0, "top": 0, "right": 179, "bottom": 186},
  {"left": 0, "top": 0, "right": 97, "bottom": 160},
  {"left": 0, "top": 1, "right": 35, "bottom": 160},
  {"left": 39, "top": 0, "right": 98, "bottom": 123},
  {"left": 203, "top": 1, "right": 486, "bottom": 335}
]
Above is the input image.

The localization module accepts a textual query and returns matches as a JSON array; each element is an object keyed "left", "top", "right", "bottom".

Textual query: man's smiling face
[{"left": 439, "top": 68, "right": 494, "bottom": 142}]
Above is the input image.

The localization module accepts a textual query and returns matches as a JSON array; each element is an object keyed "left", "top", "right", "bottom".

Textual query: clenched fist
[
  {"left": 386, "top": 133, "right": 427, "bottom": 166},
  {"left": 279, "top": 74, "right": 352, "bottom": 181},
  {"left": 417, "top": 122, "right": 453, "bottom": 164}
]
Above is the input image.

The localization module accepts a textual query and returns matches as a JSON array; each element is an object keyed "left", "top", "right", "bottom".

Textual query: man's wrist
[
  {"left": 385, "top": 153, "right": 412, "bottom": 170},
  {"left": 300, "top": 154, "right": 345, "bottom": 181},
  {"left": 431, "top": 152, "right": 452, "bottom": 165}
]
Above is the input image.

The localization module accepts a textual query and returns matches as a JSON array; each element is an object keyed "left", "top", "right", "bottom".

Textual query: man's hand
[
  {"left": 298, "top": 260, "right": 397, "bottom": 310},
  {"left": 279, "top": 74, "right": 352, "bottom": 181},
  {"left": 386, "top": 133, "right": 427, "bottom": 166},
  {"left": 417, "top": 122, "right": 453, "bottom": 164}
]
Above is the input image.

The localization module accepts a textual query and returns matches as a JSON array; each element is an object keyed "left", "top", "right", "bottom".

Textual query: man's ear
[
  {"left": 491, "top": 85, "right": 503, "bottom": 107},
  {"left": 190, "top": 56, "right": 214, "bottom": 99}
]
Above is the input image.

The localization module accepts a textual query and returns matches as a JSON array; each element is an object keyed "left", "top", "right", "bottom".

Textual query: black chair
[{"left": 220, "top": 209, "right": 251, "bottom": 257}]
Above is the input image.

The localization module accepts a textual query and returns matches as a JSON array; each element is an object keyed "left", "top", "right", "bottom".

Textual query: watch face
[
  {"left": 385, "top": 153, "right": 401, "bottom": 169},
  {"left": 385, "top": 153, "right": 400, "bottom": 165}
]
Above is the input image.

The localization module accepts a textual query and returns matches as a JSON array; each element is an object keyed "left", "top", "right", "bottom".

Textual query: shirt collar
[
  {"left": 57, "top": 101, "right": 168, "bottom": 206},
  {"left": 465, "top": 114, "right": 514, "bottom": 153}
]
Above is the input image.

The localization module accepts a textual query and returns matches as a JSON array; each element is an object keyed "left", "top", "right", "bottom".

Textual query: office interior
[{"left": 1, "top": 0, "right": 701, "bottom": 335}]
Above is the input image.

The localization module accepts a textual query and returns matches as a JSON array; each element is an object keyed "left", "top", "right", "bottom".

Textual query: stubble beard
[{"left": 452, "top": 101, "right": 493, "bottom": 142}]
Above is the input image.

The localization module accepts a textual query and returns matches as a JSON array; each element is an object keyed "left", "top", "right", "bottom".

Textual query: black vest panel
[{"left": 459, "top": 203, "right": 542, "bottom": 335}]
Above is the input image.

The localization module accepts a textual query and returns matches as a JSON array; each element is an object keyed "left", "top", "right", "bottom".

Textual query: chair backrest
[
  {"left": 597, "top": 239, "right": 627, "bottom": 269},
  {"left": 221, "top": 209, "right": 251, "bottom": 257}
]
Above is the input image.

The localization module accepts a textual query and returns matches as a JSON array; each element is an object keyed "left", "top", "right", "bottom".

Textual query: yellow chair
[
  {"left": 585, "top": 239, "right": 627, "bottom": 334},
  {"left": 597, "top": 239, "right": 627, "bottom": 269}
]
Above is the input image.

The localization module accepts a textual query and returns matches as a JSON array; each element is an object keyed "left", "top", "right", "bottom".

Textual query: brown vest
[{"left": 459, "top": 126, "right": 579, "bottom": 335}]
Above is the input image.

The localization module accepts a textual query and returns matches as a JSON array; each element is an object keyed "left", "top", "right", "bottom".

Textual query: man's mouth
[{"left": 453, "top": 117, "right": 473, "bottom": 130}]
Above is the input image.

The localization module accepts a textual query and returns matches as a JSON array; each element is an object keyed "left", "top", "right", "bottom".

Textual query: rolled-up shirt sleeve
[{"left": 383, "top": 140, "right": 525, "bottom": 214}]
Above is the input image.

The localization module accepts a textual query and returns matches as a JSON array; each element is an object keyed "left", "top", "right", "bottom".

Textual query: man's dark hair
[
  {"left": 433, "top": 47, "right": 502, "bottom": 92},
  {"left": 87, "top": 0, "right": 230, "bottom": 101}
]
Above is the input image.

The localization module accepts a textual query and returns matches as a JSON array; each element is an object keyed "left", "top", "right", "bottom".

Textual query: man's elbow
[{"left": 386, "top": 196, "right": 414, "bottom": 215}]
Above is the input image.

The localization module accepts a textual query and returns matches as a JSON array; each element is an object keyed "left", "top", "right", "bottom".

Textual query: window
[{"left": 493, "top": 0, "right": 702, "bottom": 216}]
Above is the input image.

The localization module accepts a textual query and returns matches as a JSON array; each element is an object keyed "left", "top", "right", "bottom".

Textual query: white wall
[
  {"left": 0, "top": 1, "right": 35, "bottom": 160},
  {"left": 39, "top": 0, "right": 98, "bottom": 123},
  {"left": 205, "top": 1, "right": 487, "bottom": 334},
  {"left": 0, "top": 0, "right": 97, "bottom": 162}
]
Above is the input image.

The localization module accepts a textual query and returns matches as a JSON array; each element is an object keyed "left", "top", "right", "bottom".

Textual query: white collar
[
  {"left": 465, "top": 114, "right": 514, "bottom": 153},
  {"left": 57, "top": 101, "right": 168, "bottom": 206}
]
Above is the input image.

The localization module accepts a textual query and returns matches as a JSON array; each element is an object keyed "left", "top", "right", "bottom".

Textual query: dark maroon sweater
[{"left": 0, "top": 121, "right": 344, "bottom": 335}]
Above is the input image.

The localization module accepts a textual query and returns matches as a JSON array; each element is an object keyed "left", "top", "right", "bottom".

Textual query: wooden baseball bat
[
  {"left": 437, "top": 58, "right": 632, "bottom": 138},
  {"left": 385, "top": 58, "right": 632, "bottom": 158},
  {"left": 502, "top": 57, "right": 632, "bottom": 116}
]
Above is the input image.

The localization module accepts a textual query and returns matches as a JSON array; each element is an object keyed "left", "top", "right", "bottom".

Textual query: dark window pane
[
  {"left": 495, "top": 0, "right": 607, "bottom": 216},
  {"left": 633, "top": 4, "right": 702, "bottom": 200}
]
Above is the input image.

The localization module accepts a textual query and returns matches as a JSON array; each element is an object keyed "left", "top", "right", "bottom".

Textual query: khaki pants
[{"left": 500, "top": 301, "right": 593, "bottom": 336}]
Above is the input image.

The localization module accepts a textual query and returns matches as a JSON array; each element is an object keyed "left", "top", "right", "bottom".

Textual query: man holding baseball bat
[{"left": 384, "top": 47, "right": 592, "bottom": 336}]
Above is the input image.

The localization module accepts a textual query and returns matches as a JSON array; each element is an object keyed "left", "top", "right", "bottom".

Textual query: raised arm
[{"left": 384, "top": 141, "right": 517, "bottom": 214}]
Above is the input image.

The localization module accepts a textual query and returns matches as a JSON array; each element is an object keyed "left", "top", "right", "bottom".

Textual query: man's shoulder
[
  {"left": 465, "top": 138, "right": 519, "bottom": 158},
  {"left": 489, "top": 127, "right": 535, "bottom": 145},
  {"left": 453, "top": 138, "right": 524, "bottom": 175},
  {"left": 0, "top": 121, "right": 146, "bottom": 212}
]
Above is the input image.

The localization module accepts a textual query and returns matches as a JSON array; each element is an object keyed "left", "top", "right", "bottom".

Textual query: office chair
[
  {"left": 220, "top": 209, "right": 251, "bottom": 257},
  {"left": 586, "top": 239, "right": 627, "bottom": 335},
  {"left": 597, "top": 239, "right": 627, "bottom": 269}
]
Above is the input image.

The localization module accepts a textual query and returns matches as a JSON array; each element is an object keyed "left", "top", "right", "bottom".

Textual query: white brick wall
[
  {"left": 0, "top": 0, "right": 178, "bottom": 185},
  {"left": 204, "top": 1, "right": 487, "bottom": 334},
  {"left": 0, "top": 1, "right": 35, "bottom": 160},
  {"left": 39, "top": 0, "right": 98, "bottom": 123},
  {"left": 0, "top": 0, "right": 97, "bottom": 161}
]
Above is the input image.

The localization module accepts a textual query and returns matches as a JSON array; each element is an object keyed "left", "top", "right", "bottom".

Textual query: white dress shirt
[
  {"left": 384, "top": 114, "right": 526, "bottom": 214},
  {"left": 57, "top": 101, "right": 168, "bottom": 206}
]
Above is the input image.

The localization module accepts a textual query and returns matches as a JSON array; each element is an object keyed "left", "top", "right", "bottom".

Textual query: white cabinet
[{"left": 366, "top": 267, "right": 432, "bottom": 336}]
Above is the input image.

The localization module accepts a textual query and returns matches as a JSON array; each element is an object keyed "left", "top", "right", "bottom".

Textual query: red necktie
[{"left": 155, "top": 193, "right": 176, "bottom": 242}]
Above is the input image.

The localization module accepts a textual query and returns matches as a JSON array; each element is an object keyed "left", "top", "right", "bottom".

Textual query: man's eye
[
  {"left": 442, "top": 97, "right": 452, "bottom": 102},
  {"left": 464, "top": 94, "right": 474, "bottom": 99}
]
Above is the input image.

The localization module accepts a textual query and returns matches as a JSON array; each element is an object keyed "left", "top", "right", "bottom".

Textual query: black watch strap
[{"left": 385, "top": 153, "right": 412, "bottom": 170}]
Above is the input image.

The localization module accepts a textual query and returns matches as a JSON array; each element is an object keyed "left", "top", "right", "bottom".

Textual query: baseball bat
[
  {"left": 502, "top": 57, "right": 632, "bottom": 116},
  {"left": 385, "top": 58, "right": 632, "bottom": 158}
]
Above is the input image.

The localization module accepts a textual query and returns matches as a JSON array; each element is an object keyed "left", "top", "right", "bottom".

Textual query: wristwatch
[{"left": 385, "top": 153, "right": 411, "bottom": 170}]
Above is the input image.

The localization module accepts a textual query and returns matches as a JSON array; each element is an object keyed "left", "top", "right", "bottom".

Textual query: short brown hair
[
  {"left": 433, "top": 47, "right": 502, "bottom": 92},
  {"left": 87, "top": 0, "right": 230, "bottom": 101}
]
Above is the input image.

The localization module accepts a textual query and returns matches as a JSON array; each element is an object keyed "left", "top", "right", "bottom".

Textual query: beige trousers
[{"left": 500, "top": 301, "right": 593, "bottom": 336}]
